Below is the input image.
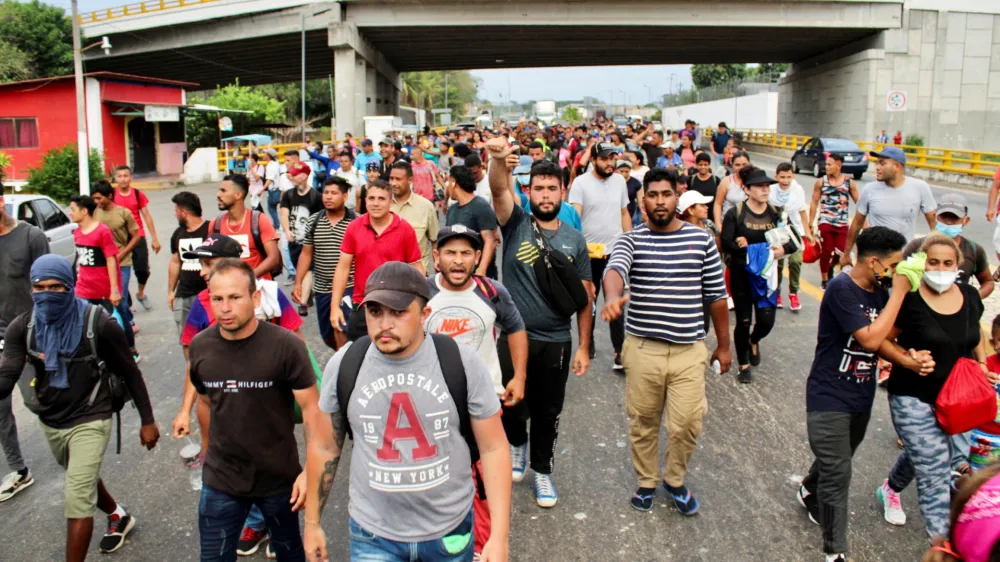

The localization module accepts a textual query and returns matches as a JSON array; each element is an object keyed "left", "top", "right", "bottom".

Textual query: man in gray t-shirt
[
  {"left": 317, "top": 262, "right": 509, "bottom": 559},
  {"left": 0, "top": 187, "right": 48, "bottom": 501},
  {"left": 841, "top": 147, "right": 937, "bottom": 267}
]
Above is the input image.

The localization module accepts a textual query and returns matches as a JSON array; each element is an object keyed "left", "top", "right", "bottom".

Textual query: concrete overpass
[
  {"left": 81, "top": 0, "right": 905, "bottom": 135},
  {"left": 80, "top": 0, "right": 1000, "bottom": 149}
]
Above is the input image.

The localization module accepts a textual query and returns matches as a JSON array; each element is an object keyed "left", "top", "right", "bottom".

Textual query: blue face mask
[
  {"left": 31, "top": 289, "right": 76, "bottom": 323},
  {"left": 935, "top": 222, "right": 963, "bottom": 238},
  {"left": 516, "top": 174, "right": 530, "bottom": 186}
]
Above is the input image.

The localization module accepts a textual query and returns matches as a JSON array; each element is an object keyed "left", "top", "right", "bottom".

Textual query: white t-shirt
[
  {"left": 568, "top": 171, "right": 629, "bottom": 250},
  {"left": 769, "top": 181, "right": 808, "bottom": 234},
  {"left": 277, "top": 164, "right": 294, "bottom": 192},
  {"left": 475, "top": 175, "right": 492, "bottom": 204},
  {"left": 264, "top": 161, "right": 280, "bottom": 189},
  {"left": 336, "top": 168, "right": 367, "bottom": 210}
]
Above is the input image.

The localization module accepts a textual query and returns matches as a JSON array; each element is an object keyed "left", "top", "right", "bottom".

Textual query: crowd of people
[{"left": 1, "top": 114, "right": 1000, "bottom": 562}]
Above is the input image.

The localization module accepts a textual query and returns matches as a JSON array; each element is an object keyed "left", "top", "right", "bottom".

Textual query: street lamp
[
  {"left": 302, "top": 7, "right": 332, "bottom": 142},
  {"left": 71, "top": 0, "right": 114, "bottom": 195}
]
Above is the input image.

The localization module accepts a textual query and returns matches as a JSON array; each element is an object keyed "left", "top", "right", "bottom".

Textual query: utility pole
[
  {"left": 444, "top": 72, "right": 449, "bottom": 109},
  {"left": 301, "top": 13, "right": 306, "bottom": 142},
  {"left": 71, "top": 0, "right": 89, "bottom": 195}
]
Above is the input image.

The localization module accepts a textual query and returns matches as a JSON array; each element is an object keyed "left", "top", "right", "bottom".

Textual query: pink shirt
[{"left": 411, "top": 161, "right": 437, "bottom": 201}]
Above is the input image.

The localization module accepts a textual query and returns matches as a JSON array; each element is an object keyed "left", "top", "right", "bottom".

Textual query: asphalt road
[{"left": 0, "top": 178, "right": 954, "bottom": 562}]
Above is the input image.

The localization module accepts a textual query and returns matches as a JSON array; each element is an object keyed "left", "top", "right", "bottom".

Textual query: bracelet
[{"left": 304, "top": 519, "right": 322, "bottom": 526}]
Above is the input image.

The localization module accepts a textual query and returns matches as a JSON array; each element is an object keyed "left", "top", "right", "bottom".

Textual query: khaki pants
[
  {"left": 622, "top": 335, "right": 708, "bottom": 488},
  {"left": 41, "top": 418, "right": 112, "bottom": 519}
]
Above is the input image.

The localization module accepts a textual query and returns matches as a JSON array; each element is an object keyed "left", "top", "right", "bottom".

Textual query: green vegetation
[
  {"left": 185, "top": 81, "right": 287, "bottom": 152},
  {"left": 26, "top": 143, "right": 104, "bottom": 202},
  {"left": 561, "top": 107, "right": 583, "bottom": 122},
  {"left": 0, "top": 0, "right": 74, "bottom": 83},
  {"left": 902, "top": 134, "right": 925, "bottom": 154},
  {"left": 401, "top": 71, "right": 480, "bottom": 121}
]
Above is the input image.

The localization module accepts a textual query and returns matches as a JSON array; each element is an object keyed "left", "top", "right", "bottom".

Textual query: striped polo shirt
[
  {"left": 606, "top": 222, "right": 727, "bottom": 344},
  {"left": 302, "top": 208, "right": 356, "bottom": 294}
]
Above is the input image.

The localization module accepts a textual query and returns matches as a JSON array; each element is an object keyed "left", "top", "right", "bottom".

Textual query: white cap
[{"left": 677, "top": 190, "right": 714, "bottom": 214}]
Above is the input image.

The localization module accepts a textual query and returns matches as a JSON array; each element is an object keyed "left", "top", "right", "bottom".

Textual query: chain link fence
[{"left": 661, "top": 72, "right": 781, "bottom": 107}]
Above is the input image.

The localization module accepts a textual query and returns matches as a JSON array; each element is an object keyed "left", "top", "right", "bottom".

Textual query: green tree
[
  {"left": 0, "top": 40, "right": 34, "bottom": 82},
  {"left": 26, "top": 143, "right": 104, "bottom": 202},
  {"left": 401, "top": 71, "right": 480, "bottom": 119},
  {"left": 690, "top": 64, "right": 749, "bottom": 89},
  {"left": 752, "top": 63, "right": 790, "bottom": 78},
  {"left": 561, "top": 106, "right": 582, "bottom": 122},
  {"left": 0, "top": 0, "right": 73, "bottom": 81},
  {"left": 186, "top": 81, "right": 286, "bottom": 151}
]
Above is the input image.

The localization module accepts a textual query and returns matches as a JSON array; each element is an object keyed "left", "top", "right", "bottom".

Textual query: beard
[
  {"left": 530, "top": 198, "right": 561, "bottom": 222},
  {"left": 648, "top": 207, "right": 676, "bottom": 227},
  {"left": 594, "top": 164, "right": 613, "bottom": 179}
]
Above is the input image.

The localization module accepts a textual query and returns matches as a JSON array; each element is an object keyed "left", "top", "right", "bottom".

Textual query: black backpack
[
  {"left": 336, "top": 334, "right": 479, "bottom": 465},
  {"left": 26, "top": 305, "right": 133, "bottom": 454},
  {"left": 211, "top": 210, "right": 284, "bottom": 279}
]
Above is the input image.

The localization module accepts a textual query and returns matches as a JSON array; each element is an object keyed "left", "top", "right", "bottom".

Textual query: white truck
[
  {"left": 364, "top": 115, "right": 403, "bottom": 142},
  {"left": 533, "top": 100, "right": 556, "bottom": 125}
]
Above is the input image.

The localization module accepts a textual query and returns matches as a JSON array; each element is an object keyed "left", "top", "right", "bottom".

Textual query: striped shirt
[
  {"left": 606, "top": 222, "right": 727, "bottom": 344},
  {"left": 302, "top": 209, "right": 356, "bottom": 294}
]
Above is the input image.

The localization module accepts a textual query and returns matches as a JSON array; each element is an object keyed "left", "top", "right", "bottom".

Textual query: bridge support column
[{"left": 330, "top": 21, "right": 400, "bottom": 138}]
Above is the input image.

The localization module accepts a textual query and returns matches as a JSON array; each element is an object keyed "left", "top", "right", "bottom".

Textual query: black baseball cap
[
  {"left": 362, "top": 262, "right": 431, "bottom": 311},
  {"left": 437, "top": 225, "right": 481, "bottom": 250},
  {"left": 181, "top": 233, "right": 243, "bottom": 260},
  {"left": 592, "top": 142, "right": 617, "bottom": 158}
]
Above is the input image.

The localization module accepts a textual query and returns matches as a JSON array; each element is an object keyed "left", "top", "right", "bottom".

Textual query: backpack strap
[
  {"left": 249, "top": 210, "right": 267, "bottom": 261},
  {"left": 472, "top": 275, "right": 499, "bottom": 305},
  {"left": 336, "top": 336, "right": 373, "bottom": 440},
  {"left": 430, "top": 333, "right": 477, "bottom": 464},
  {"left": 82, "top": 305, "right": 106, "bottom": 408}
]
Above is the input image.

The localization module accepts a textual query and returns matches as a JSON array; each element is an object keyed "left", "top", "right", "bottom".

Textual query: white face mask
[{"left": 922, "top": 270, "right": 959, "bottom": 293}]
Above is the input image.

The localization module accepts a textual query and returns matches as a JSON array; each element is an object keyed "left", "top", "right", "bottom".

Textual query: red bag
[
  {"left": 802, "top": 239, "right": 822, "bottom": 264},
  {"left": 935, "top": 357, "right": 998, "bottom": 435}
]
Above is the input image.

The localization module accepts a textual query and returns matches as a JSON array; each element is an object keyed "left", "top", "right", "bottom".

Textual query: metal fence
[{"left": 661, "top": 72, "right": 781, "bottom": 107}]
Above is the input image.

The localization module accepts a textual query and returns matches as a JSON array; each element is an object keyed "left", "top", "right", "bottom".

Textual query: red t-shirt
[
  {"left": 73, "top": 222, "right": 122, "bottom": 300},
  {"left": 978, "top": 354, "right": 1000, "bottom": 435},
  {"left": 113, "top": 187, "right": 150, "bottom": 237},
  {"left": 411, "top": 162, "right": 437, "bottom": 201},
  {"left": 213, "top": 211, "right": 280, "bottom": 280},
  {"left": 340, "top": 212, "right": 421, "bottom": 304}
]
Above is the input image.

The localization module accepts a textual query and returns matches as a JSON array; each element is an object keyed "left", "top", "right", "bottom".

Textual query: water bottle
[
  {"left": 711, "top": 359, "right": 722, "bottom": 375},
  {"left": 189, "top": 470, "right": 203, "bottom": 492}
]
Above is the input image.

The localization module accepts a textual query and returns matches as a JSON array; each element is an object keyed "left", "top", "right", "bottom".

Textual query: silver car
[{"left": 3, "top": 194, "right": 77, "bottom": 260}]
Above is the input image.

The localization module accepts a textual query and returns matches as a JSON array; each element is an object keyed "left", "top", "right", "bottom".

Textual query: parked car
[
  {"left": 3, "top": 194, "right": 77, "bottom": 260},
  {"left": 791, "top": 137, "right": 869, "bottom": 179}
]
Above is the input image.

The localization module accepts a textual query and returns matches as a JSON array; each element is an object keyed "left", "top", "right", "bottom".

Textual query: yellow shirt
[{"left": 392, "top": 193, "right": 439, "bottom": 273}]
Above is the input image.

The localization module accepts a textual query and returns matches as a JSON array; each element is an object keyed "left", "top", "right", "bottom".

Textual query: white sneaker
[
  {"left": 0, "top": 470, "right": 33, "bottom": 502},
  {"left": 876, "top": 480, "right": 906, "bottom": 526},
  {"left": 510, "top": 443, "right": 527, "bottom": 483},
  {"left": 533, "top": 473, "right": 558, "bottom": 508}
]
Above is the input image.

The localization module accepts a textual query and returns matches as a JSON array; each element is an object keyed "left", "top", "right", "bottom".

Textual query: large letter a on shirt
[{"left": 377, "top": 392, "right": 438, "bottom": 462}]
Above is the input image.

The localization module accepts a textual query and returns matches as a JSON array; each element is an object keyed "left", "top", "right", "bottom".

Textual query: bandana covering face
[
  {"left": 954, "top": 472, "right": 1000, "bottom": 562},
  {"left": 29, "top": 254, "right": 89, "bottom": 389}
]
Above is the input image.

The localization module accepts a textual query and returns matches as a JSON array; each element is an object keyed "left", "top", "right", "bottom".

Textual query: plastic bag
[{"left": 936, "top": 357, "right": 998, "bottom": 435}]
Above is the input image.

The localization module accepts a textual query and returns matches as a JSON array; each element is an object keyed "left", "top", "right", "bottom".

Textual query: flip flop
[{"left": 136, "top": 295, "right": 153, "bottom": 311}]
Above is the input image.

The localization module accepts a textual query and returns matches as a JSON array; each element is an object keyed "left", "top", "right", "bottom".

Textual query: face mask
[
  {"left": 923, "top": 270, "right": 958, "bottom": 293},
  {"left": 516, "top": 174, "right": 530, "bottom": 186},
  {"left": 31, "top": 290, "right": 75, "bottom": 323},
  {"left": 935, "top": 223, "right": 963, "bottom": 238}
]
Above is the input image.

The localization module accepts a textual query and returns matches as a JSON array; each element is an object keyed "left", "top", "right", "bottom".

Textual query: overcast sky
[{"left": 60, "top": 0, "right": 693, "bottom": 103}]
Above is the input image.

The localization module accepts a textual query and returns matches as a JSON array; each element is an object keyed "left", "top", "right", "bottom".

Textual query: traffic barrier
[
  {"left": 736, "top": 130, "right": 1000, "bottom": 180},
  {"left": 216, "top": 140, "right": 343, "bottom": 172},
  {"left": 78, "top": 0, "right": 220, "bottom": 24}
]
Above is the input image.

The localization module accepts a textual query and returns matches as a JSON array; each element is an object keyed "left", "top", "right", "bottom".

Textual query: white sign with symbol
[
  {"left": 886, "top": 90, "right": 907, "bottom": 112},
  {"left": 144, "top": 105, "right": 179, "bottom": 122}
]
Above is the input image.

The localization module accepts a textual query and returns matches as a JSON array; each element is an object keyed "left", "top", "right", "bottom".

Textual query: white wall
[
  {"left": 182, "top": 147, "right": 223, "bottom": 185},
  {"left": 662, "top": 92, "right": 779, "bottom": 132}
]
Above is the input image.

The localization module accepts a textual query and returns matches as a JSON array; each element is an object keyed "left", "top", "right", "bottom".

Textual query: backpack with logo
[
  {"left": 211, "top": 210, "right": 284, "bottom": 279},
  {"left": 529, "top": 218, "right": 589, "bottom": 317},
  {"left": 26, "top": 305, "right": 133, "bottom": 454}
]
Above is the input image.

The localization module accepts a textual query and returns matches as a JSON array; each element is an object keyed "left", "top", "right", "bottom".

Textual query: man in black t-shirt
[
  {"left": 797, "top": 227, "right": 929, "bottom": 562},
  {"left": 687, "top": 152, "right": 721, "bottom": 198},
  {"left": 446, "top": 165, "right": 499, "bottom": 278},
  {"left": 188, "top": 258, "right": 338, "bottom": 562},
  {"left": 280, "top": 162, "right": 323, "bottom": 290},
  {"left": 168, "top": 191, "right": 209, "bottom": 338}
]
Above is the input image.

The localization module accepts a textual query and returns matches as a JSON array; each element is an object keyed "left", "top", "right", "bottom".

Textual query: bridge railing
[
  {"left": 78, "top": 0, "right": 220, "bottom": 25},
  {"left": 736, "top": 130, "right": 1000, "bottom": 179}
]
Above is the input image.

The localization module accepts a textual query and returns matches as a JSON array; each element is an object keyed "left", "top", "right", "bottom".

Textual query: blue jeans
[
  {"left": 120, "top": 266, "right": 134, "bottom": 323},
  {"left": 349, "top": 509, "right": 474, "bottom": 562},
  {"left": 315, "top": 288, "right": 353, "bottom": 342},
  {"left": 198, "top": 483, "right": 305, "bottom": 562}
]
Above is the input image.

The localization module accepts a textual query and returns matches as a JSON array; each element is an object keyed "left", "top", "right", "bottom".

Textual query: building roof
[{"left": 0, "top": 72, "right": 199, "bottom": 90}]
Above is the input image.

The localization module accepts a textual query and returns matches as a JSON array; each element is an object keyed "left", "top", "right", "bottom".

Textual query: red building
[{"left": 0, "top": 72, "right": 197, "bottom": 181}]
